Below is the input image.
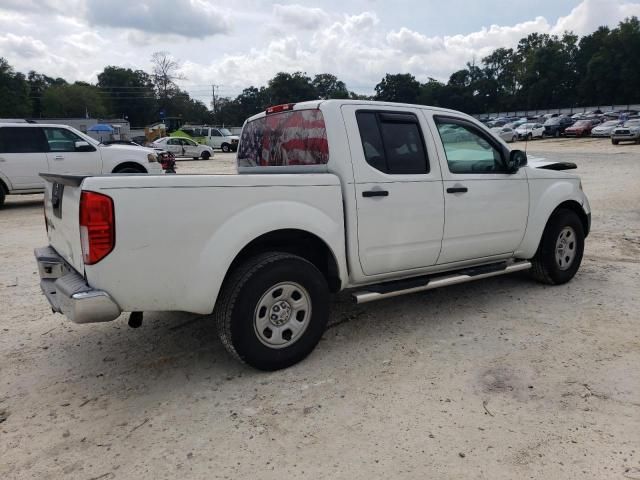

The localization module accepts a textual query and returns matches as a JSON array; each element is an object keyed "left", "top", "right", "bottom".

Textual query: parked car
[
  {"left": 564, "top": 119, "right": 599, "bottom": 137},
  {"left": 611, "top": 119, "right": 640, "bottom": 144},
  {"left": 151, "top": 137, "right": 214, "bottom": 160},
  {"left": 590, "top": 120, "right": 621, "bottom": 137},
  {"left": 0, "top": 123, "right": 162, "bottom": 207},
  {"left": 35, "top": 100, "right": 591, "bottom": 370},
  {"left": 515, "top": 122, "right": 545, "bottom": 140},
  {"left": 182, "top": 126, "right": 240, "bottom": 152},
  {"left": 102, "top": 140, "right": 143, "bottom": 147},
  {"left": 543, "top": 116, "right": 575, "bottom": 137},
  {"left": 491, "top": 126, "right": 517, "bottom": 143}
]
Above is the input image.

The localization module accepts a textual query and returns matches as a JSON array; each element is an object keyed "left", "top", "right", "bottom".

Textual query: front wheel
[
  {"left": 215, "top": 252, "right": 330, "bottom": 370},
  {"left": 530, "top": 209, "right": 585, "bottom": 285},
  {"left": 221, "top": 143, "right": 231, "bottom": 153},
  {"left": 201, "top": 151, "right": 211, "bottom": 160}
]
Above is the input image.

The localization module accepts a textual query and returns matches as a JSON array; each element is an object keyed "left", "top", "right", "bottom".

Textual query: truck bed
[{"left": 42, "top": 173, "right": 345, "bottom": 314}]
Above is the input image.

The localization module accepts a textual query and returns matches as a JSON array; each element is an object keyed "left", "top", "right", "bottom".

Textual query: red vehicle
[{"left": 564, "top": 119, "right": 599, "bottom": 137}]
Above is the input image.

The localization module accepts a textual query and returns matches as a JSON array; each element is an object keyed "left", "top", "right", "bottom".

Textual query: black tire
[
  {"left": 114, "top": 166, "right": 146, "bottom": 174},
  {"left": 0, "top": 184, "right": 5, "bottom": 208},
  {"left": 215, "top": 252, "right": 330, "bottom": 371},
  {"left": 201, "top": 151, "right": 211, "bottom": 160},
  {"left": 192, "top": 157, "right": 199, "bottom": 160},
  {"left": 221, "top": 143, "right": 230, "bottom": 153},
  {"left": 612, "top": 139, "right": 619, "bottom": 145},
  {"left": 530, "top": 209, "right": 585, "bottom": 285}
]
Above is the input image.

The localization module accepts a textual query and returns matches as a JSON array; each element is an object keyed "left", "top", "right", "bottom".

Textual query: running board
[{"left": 352, "top": 261, "right": 532, "bottom": 304}]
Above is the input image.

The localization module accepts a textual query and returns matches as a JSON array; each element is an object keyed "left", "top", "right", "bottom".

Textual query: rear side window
[
  {"left": 356, "top": 111, "right": 429, "bottom": 174},
  {"left": 0, "top": 127, "right": 48, "bottom": 153},
  {"left": 238, "top": 110, "right": 328, "bottom": 167}
]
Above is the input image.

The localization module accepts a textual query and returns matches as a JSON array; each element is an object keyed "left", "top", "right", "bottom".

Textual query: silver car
[
  {"left": 491, "top": 126, "right": 518, "bottom": 143},
  {"left": 591, "top": 120, "right": 621, "bottom": 137},
  {"left": 611, "top": 119, "right": 640, "bottom": 144}
]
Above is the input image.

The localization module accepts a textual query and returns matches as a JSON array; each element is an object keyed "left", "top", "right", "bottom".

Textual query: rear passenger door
[
  {"left": 0, "top": 127, "right": 49, "bottom": 190},
  {"left": 342, "top": 106, "right": 445, "bottom": 276}
]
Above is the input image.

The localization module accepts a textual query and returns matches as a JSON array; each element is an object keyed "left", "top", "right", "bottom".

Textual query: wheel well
[
  {"left": 0, "top": 178, "right": 7, "bottom": 194},
  {"left": 112, "top": 162, "right": 147, "bottom": 173},
  {"left": 553, "top": 200, "right": 590, "bottom": 237},
  {"left": 226, "top": 229, "right": 341, "bottom": 292}
]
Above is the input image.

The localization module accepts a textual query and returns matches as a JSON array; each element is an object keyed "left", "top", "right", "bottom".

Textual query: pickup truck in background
[
  {"left": 0, "top": 123, "right": 163, "bottom": 206},
  {"left": 35, "top": 100, "right": 591, "bottom": 370}
]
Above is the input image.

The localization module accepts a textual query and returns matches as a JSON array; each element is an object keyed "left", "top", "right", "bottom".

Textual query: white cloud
[
  {"left": 85, "top": 0, "right": 231, "bottom": 38},
  {"left": 552, "top": 0, "right": 640, "bottom": 35},
  {"left": 0, "top": 0, "right": 639, "bottom": 97},
  {"left": 273, "top": 4, "right": 329, "bottom": 29}
]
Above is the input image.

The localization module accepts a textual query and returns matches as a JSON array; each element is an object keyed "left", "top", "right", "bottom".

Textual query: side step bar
[{"left": 352, "top": 260, "right": 532, "bottom": 304}]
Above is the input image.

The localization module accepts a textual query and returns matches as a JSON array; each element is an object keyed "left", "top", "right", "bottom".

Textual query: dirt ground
[{"left": 1, "top": 139, "right": 639, "bottom": 479}]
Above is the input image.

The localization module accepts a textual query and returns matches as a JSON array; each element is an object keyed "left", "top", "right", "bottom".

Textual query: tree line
[{"left": 0, "top": 17, "right": 638, "bottom": 126}]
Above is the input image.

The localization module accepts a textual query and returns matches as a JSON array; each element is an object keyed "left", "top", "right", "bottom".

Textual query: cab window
[
  {"left": 435, "top": 117, "right": 506, "bottom": 174},
  {"left": 43, "top": 127, "right": 83, "bottom": 152},
  {"left": 356, "top": 111, "right": 429, "bottom": 174},
  {"left": 0, "top": 127, "right": 48, "bottom": 153}
]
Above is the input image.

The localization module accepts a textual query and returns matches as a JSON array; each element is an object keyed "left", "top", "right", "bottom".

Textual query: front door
[
  {"left": 342, "top": 105, "right": 445, "bottom": 276},
  {"left": 43, "top": 127, "right": 99, "bottom": 175},
  {"left": 428, "top": 114, "right": 529, "bottom": 265},
  {"left": 165, "top": 137, "right": 184, "bottom": 156},
  {"left": 0, "top": 126, "right": 49, "bottom": 190},
  {"left": 180, "top": 138, "right": 200, "bottom": 157}
]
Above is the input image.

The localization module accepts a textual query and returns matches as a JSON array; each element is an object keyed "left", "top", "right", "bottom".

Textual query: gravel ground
[{"left": 1, "top": 140, "right": 639, "bottom": 479}]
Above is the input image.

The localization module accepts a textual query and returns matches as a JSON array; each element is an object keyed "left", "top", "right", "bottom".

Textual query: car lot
[{"left": 1, "top": 140, "right": 639, "bottom": 479}]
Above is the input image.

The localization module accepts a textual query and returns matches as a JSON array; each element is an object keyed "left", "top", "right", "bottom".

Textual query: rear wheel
[
  {"left": 215, "top": 252, "right": 330, "bottom": 370},
  {"left": 113, "top": 165, "right": 146, "bottom": 173},
  {"left": 530, "top": 209, "right": 584, "bottom": 285}
]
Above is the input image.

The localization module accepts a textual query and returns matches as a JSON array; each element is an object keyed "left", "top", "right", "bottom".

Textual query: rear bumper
[{"left": 34, "top": 246, "right": 121, "bottom": 324}]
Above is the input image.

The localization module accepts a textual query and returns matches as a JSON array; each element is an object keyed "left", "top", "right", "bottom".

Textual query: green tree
[
  {"left": 0, "top": 58, "right": 31, "bottom": 117},
  {"left": 312, "top": 73, "right": 349, "bottom": 99},
  {"left": 267, "top": 72, "right": 317, "bottom": 104},
  {"left": 42, "top": 82, "right": 107, "bottom": 118},
  {"left": 97, "top": 66, "right": 157, "bottom": 126},
  {"left": 374, "top": 73, "right": 421, "bottom": 103}
]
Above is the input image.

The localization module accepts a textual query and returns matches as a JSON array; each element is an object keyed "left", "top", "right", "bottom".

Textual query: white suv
[{"left": 0, "top": 123, "right": 162, "bottom": 206}]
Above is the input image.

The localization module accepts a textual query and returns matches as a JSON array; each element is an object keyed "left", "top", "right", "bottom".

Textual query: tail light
[
  {"left": 266, "top": 103, "right": 296, "bottom": 115},
  {"left": 79, "top": 191, "right": 115, "bottom": 265}
]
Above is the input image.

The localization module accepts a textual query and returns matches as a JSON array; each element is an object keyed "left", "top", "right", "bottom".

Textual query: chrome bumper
[{"left": 34, "top": 246, "right": 121, "bottom": 324}]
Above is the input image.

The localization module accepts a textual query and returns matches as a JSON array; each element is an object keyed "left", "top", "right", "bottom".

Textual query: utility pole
[{"left": 211, "top": 84, "right": 220, "bottom": 113}]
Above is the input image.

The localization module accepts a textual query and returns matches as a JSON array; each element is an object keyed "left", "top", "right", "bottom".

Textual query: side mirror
[
  {"left": 506, "top": 150, "right": 527, "bottom": 173},
  {"left": 75, "top": 141, "right": 95, "bottom": 152}
]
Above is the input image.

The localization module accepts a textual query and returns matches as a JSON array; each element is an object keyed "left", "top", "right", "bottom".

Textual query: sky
[{"left": 1, "top": 0, "right": 639, "bottom": 104}]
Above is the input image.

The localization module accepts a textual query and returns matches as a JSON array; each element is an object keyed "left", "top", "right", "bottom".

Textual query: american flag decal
[{"left": 238, "top": 109, "right": 329, "bottom": 167}]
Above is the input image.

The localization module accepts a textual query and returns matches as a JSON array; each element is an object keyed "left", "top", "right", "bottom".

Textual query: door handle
[
  {"left": 446, "top": 186, "right": 468, "bottom": 194},
  {"left": 54, "top": 155, "right": 64, "bottom": 160},
  {"left": 362, "top": 190, "right": 389, "bottom": 198}
]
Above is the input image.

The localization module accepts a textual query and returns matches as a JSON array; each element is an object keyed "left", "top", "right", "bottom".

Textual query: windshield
[
  {"left": 624, "top": 120, "right": 640, "bottom": 127},
  {"left": 219, "top": 128, "right": 233, "bottom": 136},
  {"left": 599, "top": 120, "right": 619, "bottom": 127},
  {"left": 544, "top": 118, "right": 560, "bottom": 126}
]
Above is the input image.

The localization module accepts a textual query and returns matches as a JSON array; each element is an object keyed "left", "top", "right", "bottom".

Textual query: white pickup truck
[{"left": 35, "top": 100, "right": 591, "bottom": 370}]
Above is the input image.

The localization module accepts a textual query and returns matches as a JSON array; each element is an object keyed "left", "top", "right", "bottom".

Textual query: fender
[
  {"left": 0, "top": 170, "right": 13, "bottom": 192},
  {"left": 184, "top": 199, "right": 347, "bottom": 313},
  {"left": 515, "top": 175, "right": 590, "bottom": 259}
]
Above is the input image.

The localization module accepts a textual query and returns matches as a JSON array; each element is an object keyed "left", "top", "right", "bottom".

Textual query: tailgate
[{"left": 41, "top": 174, "right": 88, "bottom": 273}]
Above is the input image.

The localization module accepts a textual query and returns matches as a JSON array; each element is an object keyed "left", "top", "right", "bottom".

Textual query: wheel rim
[
  {"left": 254, "top": 282, "right": 312, "bottom": 349},
  {"left": 555, "top": 226, "right": 577, "bottom": 271}
]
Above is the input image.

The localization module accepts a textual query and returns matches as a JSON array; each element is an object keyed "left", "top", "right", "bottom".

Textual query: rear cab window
[{"left": 238, "top": 109, "right": 328, "bottom": 169}]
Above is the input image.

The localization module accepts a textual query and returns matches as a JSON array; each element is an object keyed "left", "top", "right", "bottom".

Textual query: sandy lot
[{"left": 1, "top": 139, "right": 639, "bottom": 479}]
